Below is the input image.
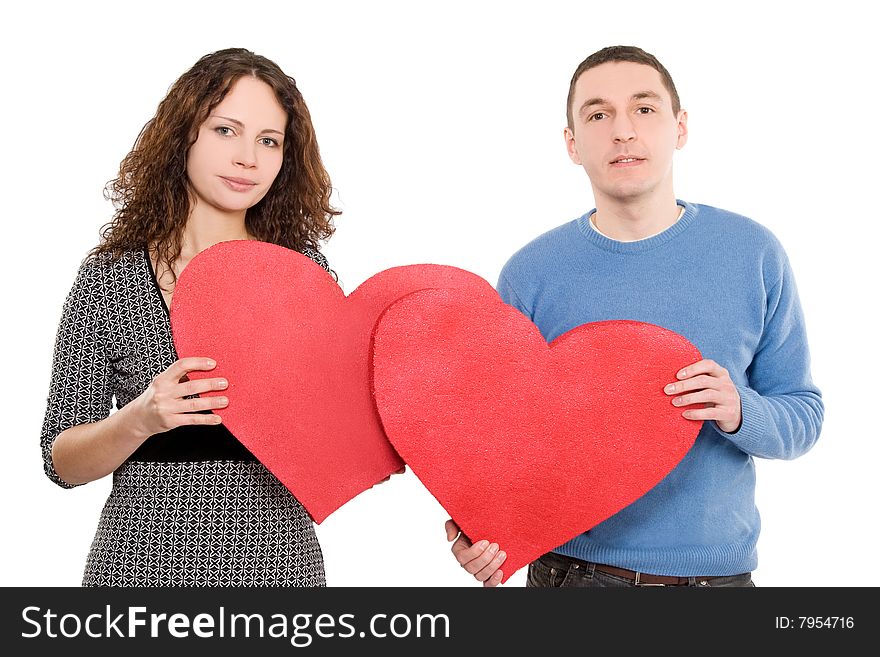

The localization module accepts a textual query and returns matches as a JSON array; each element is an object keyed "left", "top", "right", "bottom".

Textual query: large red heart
[
  {"left": 171, "top": 240, "right": 496, "bottom": 523},
  {"left": 371, "top": 287, "right": 703, "bottom": 583}
]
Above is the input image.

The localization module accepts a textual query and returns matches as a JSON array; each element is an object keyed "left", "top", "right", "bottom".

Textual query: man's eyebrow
[
  {"left": 210, "top": 114, "right": 285, "bottom": 136},
  {"left": 631, "top": 90, "right": 663, "bottom": 103},
  {"left": 578, "top": 97, "right": 607, "bottom": 119}
]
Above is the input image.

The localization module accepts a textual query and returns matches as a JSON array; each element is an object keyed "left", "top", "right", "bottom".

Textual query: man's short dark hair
[{"left": 566, "top": 45, "right": 681, "bottom": 130}]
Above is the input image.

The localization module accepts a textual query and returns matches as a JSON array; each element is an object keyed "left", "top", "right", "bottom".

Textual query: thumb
[{"left": 444, "top": 519, "right": 459, "bottom": 542}]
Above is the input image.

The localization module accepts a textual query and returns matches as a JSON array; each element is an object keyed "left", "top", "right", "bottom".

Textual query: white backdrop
[{"left": 2, "top": 0, "right": 876, "bottom": 587}]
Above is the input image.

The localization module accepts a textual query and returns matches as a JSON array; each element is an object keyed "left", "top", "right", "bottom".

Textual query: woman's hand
[
  {"left": 131, "top": 357, "right": 229, "bottom": 437},
  {"left": 374, "top": 466, "right": 407, "bottom": 487}
]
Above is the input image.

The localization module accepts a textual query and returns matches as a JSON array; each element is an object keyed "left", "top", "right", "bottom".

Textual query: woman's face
[{"left": 186, "top": 75, "right": 287, "bottom": 219}]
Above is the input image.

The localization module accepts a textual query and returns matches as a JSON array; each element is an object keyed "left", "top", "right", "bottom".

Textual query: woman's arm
[{"left": 51, "top": 357, "right": 229, "bottom": 485}]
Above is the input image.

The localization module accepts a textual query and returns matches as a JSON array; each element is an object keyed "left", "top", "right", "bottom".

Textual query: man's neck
[{"left": 591, "top": 195, "right": 682, "bottom": 242}]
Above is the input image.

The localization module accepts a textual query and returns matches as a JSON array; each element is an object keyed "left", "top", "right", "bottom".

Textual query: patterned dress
[{"left": 40, "top": 246, "right": 328, "bottom": 586}]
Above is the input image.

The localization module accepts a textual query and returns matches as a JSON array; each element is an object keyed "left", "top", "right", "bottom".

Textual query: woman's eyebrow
[{"left": 210, "top": 114, "right": 284, "bottom": 136}]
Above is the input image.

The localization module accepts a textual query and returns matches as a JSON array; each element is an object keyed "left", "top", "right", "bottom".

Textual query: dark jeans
[{"left": 526, "top": 551, "right": 755, "bottom": 588}]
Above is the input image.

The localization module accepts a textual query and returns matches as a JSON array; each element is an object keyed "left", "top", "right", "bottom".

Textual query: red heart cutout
[
  {"left": 371, "top": 287, "right": 702, "bottom": 582},
  {"left": 171, "top": 240, "right": 496, "bottom": 523}
]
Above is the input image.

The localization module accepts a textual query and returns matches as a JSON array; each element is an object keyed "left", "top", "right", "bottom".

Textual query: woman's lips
[{"left": 220, "top": 176, "right": 257, "bottom": 192}]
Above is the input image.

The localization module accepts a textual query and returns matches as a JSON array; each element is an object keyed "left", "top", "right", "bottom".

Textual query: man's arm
[{"left": 670, "top": 252, "right": 823, "bottom": 459}]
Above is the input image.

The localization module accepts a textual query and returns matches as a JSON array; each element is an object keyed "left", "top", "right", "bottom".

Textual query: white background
[{"left": 2, "top": 0, "right": 876, "bottom": 588}]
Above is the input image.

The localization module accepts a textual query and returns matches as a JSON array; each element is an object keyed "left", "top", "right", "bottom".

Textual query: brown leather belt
[{"left": 593, "top": 563, "right": 713, "bottom": 586}]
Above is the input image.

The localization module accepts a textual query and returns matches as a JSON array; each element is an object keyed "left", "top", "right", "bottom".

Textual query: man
[{"left": 445, "top": 45, "right": 824, "bottom": 587}]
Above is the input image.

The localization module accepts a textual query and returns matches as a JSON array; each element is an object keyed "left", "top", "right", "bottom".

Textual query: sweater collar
[{"left": 575, "top": 200, "right": 698, "bottom": 253}]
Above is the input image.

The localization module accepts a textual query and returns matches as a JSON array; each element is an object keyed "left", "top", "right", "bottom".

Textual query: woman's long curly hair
[{"left": 90, "top": 47, "right": 340, "bottom": 284}]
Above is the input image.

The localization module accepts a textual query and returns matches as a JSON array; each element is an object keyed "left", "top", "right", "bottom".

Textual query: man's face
[{"left": 564, "top": 62, "right": 687, "bottom": 206}]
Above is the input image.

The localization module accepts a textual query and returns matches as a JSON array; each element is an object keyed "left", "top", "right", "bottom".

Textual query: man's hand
[
  {"left": 445, "top": 519, "right": 506, "bottom": 587},
  {"left": 665, "top": 358, "right": 742, "bottom": 433}
]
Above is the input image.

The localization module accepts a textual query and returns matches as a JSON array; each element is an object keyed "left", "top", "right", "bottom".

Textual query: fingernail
[
  {"left": 207, "top": 359, "right": 216, "bottom": 368},
  {"left": 218, "top": 397, "right": 229, "bottom": 405},
  {"left": 664, "top": 384, "right": 676, "bottom": 394},
  {"left": 218, "top": 379, "right": 228, "bottom": 388},
  {"left": 672, "top": 397, "right": 682, "bottom": 406},
  {"left": 476, "top": 540, "right": 489, "bottom": 549},
  {"left": 498, "top": 551, "right": 507, "bottom": 561},
  {"left": 678, "top": 369, "right": 687, "bottom": 378},
  {"left": 488, "top": 543, "right": 499, "bottom": 553}
]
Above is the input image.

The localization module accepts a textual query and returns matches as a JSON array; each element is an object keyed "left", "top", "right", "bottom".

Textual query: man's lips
[{"left": 609, "top": 156, "right": 645, "bottom": 168}]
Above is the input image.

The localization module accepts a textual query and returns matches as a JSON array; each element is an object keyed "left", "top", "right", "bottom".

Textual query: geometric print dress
[{"left": 40, "top": 246, "right": 328, "bottom": 586}]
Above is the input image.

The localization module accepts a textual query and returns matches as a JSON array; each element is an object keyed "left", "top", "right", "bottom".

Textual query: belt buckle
[{"left": 633, "top": 572, "right": 665, "bottom": 587}]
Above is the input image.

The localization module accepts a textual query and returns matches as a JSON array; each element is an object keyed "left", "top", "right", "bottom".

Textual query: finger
[
  {"left": 474, "top": 549, "right": 507, "bottom": 583},
  {"left": 664, "top": 374, "right": 717, "bottom": 395},
  {"left": 445, "top": 520, "right": 460, "bottom": 542},
  {"left": 164, "top": 357, "right": 217, "bottom": 382},
  {"left": 483, "top": 568, "right": 505, "bottom": 588},
  {"left": 174, "top": 395, "right": 229, "bottom": 414},
  {"left": 448, "top": 523, "right": 473, "bottom": 548},
  {"left": 462, "top": 542, "right": 500, "bottom": 575},
  {"left": 172, "top": 411, "right": 223, "bottom": 427},
  {"left": 453, "top": 538, "right": 487, "bottom": 564},
  {"left": 672, "top": 389, "right": 720, "bottom": 408},
  {"left": 681, "top": 406, "right": 724, "bottom": 422},
  {"left": 676, "top": 359, "right": 720, "bottom": 380},
  {"left": 179, "top": 376, "right": 229, "bottom": 398}
]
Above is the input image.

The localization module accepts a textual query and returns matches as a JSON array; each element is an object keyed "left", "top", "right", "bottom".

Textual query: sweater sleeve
[
  {"left": 40, "top": 260, "right": 114, "bottom": 488},
  {"left": 496, "top": 269, "right": 532, "bottom": 319},
  {"left": 713, "top": 250, "right": 824, "bottom": 460}
]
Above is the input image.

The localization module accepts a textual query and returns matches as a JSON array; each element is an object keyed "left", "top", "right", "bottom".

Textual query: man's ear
[
  {"left": 675, "top": 110, "right": 688, "bottom": 150},
  {"left": 564, "top": 127, "right": 582, "bottom": 164}
]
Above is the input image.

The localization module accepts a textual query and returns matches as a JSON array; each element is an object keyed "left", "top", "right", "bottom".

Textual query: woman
[{"left": 40, "top": 48, "right": 340, "bottom": 586}]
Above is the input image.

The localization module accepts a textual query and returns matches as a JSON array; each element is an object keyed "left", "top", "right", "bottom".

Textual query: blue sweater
[{"left": 496, "top": 200, "right": 824, "bottom": 576}]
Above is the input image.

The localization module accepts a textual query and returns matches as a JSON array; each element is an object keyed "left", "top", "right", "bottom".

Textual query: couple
[{"left": 40, "top": 46, "right": 823, "bottom": 587}]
